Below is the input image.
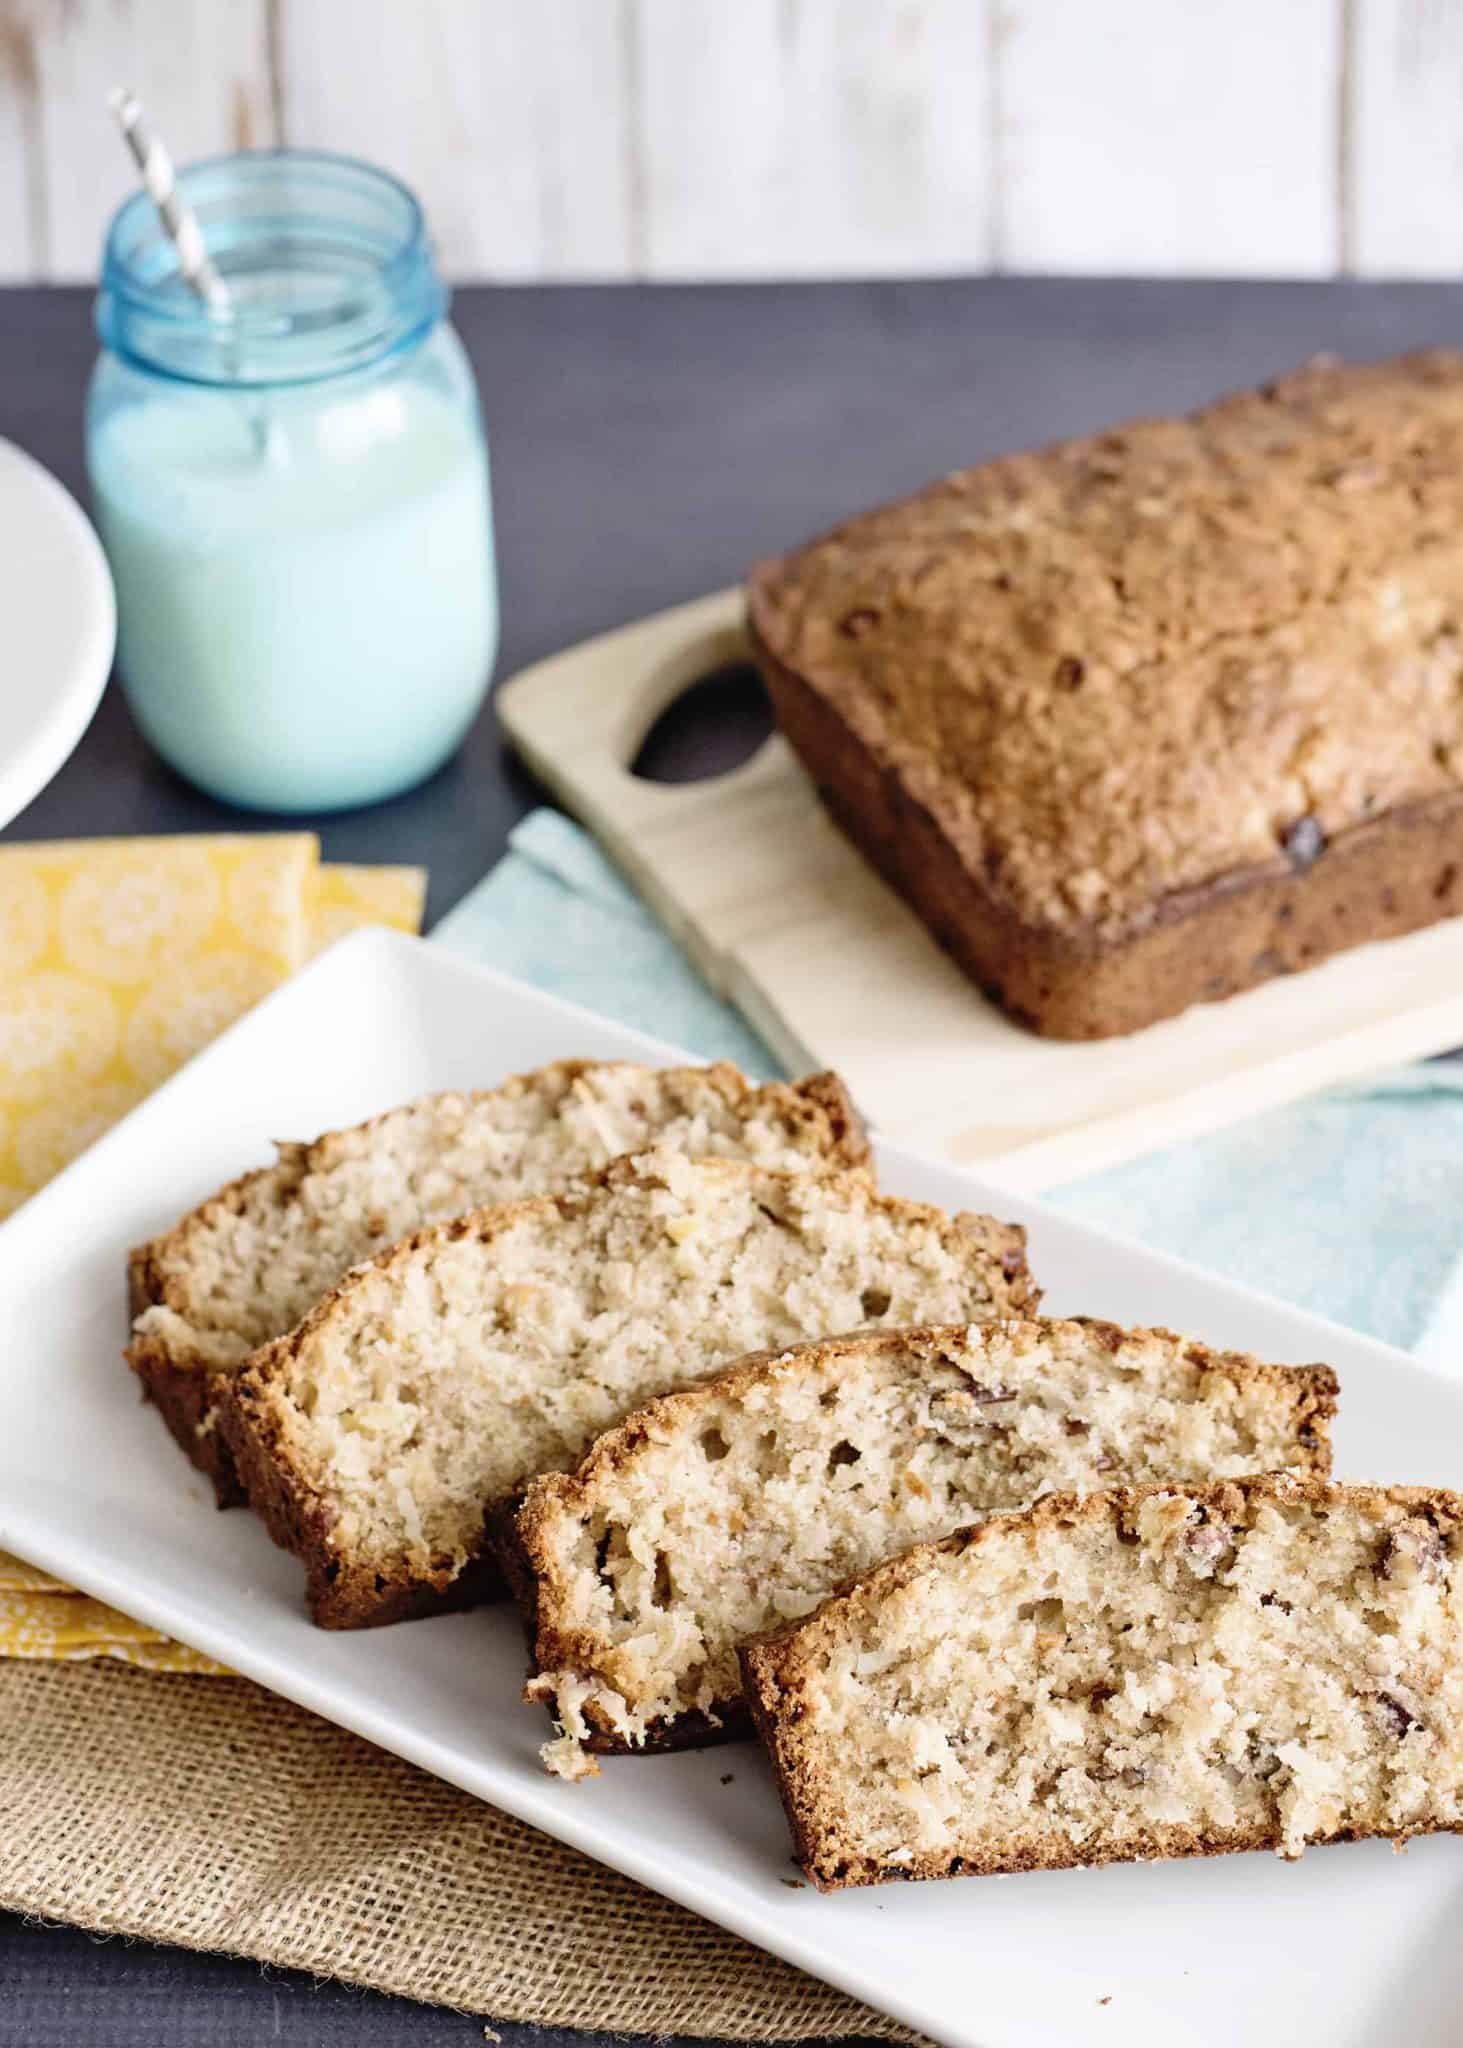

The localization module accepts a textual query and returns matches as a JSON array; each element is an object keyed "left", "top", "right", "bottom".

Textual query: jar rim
[{"left": 97, "top": 147, "right": 447, "bottom": 388}]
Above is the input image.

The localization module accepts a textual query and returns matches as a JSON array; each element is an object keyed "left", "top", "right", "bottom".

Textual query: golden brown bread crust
[
  {"left": 220, "top": 1158, "right": 1037, "bottom": 1630},
  {"left": 127, "top": 1178, "right": 284, "bottom": 1509},
  {"left": 125, "top": 1062, "right": 870, "bottom": 1511},
  {"left": 505, "top": 1321, "right": 1335, "bottom": 1754},
  {"left": 788, "top": 1068, "right": 869, "bottom": 1168},
  {"left": 740, "top": 1474, "right": 1463, "bottom": 1890},
  {"left": 749, "top": 349, "right": 1463, "bottom": 1038},
  {"left": 127, "top": 1331, "right": 249, "bottom": 1508}
]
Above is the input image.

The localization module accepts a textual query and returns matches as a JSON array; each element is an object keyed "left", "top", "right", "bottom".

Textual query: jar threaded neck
[{"left": 97, "top": 149, "right": 446, "bottom": 388}]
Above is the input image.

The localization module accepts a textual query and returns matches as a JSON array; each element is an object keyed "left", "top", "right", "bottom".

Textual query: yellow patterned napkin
[
  {"left": 0, "top": 1592, "right": 229, "bottom": 1672},
  {"left": 0, "top": 833, "right": 426, "bottom": 1669}
]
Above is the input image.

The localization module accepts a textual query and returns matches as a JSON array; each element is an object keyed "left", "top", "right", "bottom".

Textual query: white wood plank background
[
  {"left": 998, "top": 0, "right": 1341, "bottom": 276},
  {"left": 1351, "top": 0, "right": 1463, "bottom": 275},
  {"left": 0, "top": 0, "right": 1450, "bottom": 283}
]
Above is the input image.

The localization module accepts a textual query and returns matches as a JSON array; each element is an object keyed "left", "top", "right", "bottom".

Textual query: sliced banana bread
[
  {"left": 127, "top": 1060, "right": 866, "bottom": 1504},
  {"left": 220, "top": 1156, "right": 1035, "bottom": 1627},
  {"left": 506, "top": 1320, "right": 1337, "bottom": 1777},
  {"left": 741, "top": 1474, "right": 1463, "bottom": 1889}
]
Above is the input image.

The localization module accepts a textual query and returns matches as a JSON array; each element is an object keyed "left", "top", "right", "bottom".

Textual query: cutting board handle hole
[{"left": 629, "top": 659, "right": 774, "bottom": 785}]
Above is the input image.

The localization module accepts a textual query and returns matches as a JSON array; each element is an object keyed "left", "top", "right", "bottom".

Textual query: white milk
[{"left": 90, "top": 376, "right": 496, "bottom": 811}]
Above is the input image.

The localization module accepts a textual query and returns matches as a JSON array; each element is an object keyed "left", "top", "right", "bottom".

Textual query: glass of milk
[{"left": 87, "top": 150, "right": 497, "bottom": 812}]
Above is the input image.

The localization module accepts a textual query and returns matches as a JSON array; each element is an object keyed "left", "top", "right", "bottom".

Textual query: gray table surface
[{"left": 4, "top": 276, "right": 1463, "bottom": 2044}]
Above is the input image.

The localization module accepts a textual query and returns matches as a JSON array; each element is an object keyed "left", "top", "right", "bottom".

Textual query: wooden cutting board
[{"left": 497, "top": 587, "right": 1463, "bottom": 1189}]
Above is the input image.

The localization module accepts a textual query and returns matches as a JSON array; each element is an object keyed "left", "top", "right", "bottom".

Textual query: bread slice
[
  {"left": 126, "top": 1060, "right": 866, "bottom": 1505},
  {"left": 505, "top": 1320, "right": 1338, "bottom": 1778},
  {"left": 219, "top": 1155, "right": 1036, "bottom": 1628},
  {"left": 741, "top": 1474, "right": 1463, "bottom": 1889}
]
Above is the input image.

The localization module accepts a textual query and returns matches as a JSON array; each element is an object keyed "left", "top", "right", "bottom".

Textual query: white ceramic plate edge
[{"left": 0, "top": 438, "right": 116, "bottom": 831}]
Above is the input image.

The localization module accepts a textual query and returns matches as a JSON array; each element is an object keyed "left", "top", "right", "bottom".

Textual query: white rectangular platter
[
  {"left": 497, "top": 589, "right": 1463, "bottom": 1189},
  {"left": 2, "top": 927, "right": 1461, "bottom": 2048}
]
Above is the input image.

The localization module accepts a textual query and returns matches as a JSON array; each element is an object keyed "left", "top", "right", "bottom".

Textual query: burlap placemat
[{"left": 0, "top": 1660, "right": 919, "bottom": 2040}]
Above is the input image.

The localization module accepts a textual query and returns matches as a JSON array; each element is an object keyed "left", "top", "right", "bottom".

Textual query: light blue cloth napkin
[{"left": 433, "top": 810, "right": 1463, "bottom": 1362}]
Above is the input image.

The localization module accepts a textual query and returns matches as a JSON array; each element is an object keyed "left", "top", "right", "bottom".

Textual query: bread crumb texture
[
  {"left": 224, "top": 1156, "right": 1032, "bottom": 1625},
  {"left": 517, "top": 1321, "right": 1335, "bottom": 1775},
  {"left": 741, "top": 1477, "right": 1463, "bottom": 1888},
  {"left": 129, "top": 1060, "right": 864, "bottom": 1376}
]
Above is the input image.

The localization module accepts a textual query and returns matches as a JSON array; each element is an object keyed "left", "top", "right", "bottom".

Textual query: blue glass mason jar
[{"left": 87, "top": 150, "right": 497, "bottom": 812}]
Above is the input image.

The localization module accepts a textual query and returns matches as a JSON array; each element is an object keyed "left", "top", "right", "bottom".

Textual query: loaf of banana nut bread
[
  {"left": 741, "top": 1475, "right": 1463, "bottom": 1889},
  {"left": 126, "top": 1060, "right": 865, "bottom": 1505},
  {"left": 220, "top": 1155, "right": 1035, "bottom": 1627},
  {"left": 505, "top": 1319, "right": 1336, "bottom": 1778},
  {"left": 748, "top": 350, "right": 1463, "bottom": 1038}
]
